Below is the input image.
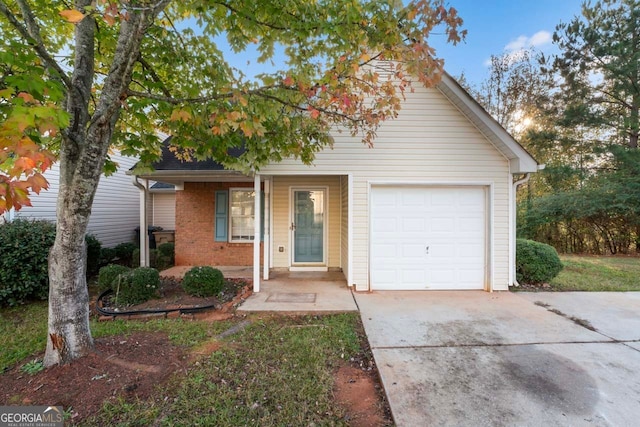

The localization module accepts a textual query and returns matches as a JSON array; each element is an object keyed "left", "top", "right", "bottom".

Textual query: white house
[
  {"left": 132, "top": 73, "right": 539, "bottom": 292},
  {"left": 3, "top": 151, "right": 141, "bottom": 248}
]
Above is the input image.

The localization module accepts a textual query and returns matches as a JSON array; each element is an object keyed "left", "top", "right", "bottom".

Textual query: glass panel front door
[{"left": 293, "top": 190, "right": 324, "bottom": 263}]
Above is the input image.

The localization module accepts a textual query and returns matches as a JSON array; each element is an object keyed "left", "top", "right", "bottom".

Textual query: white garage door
[{"left": 370, "top": 186, "right": 486, "bottom": 290}]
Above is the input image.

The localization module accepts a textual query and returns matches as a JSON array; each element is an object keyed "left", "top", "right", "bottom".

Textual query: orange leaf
[
  {"left": 239, "top": 122, "right": 253, "bottom": 138},
  {"left": 170, "top": 109, "right": 191, "bottom": 122},
  {"left": 17, "top": 92, "right": 36, "bottom": 104},
  {"left": 59, "top": 9, "right": 86, "bottom": 23},
  {"left": 308, "top": 107, "right": 320, "bottom": 119},
  {"left": 283, "top": 75, "right": 294, "bottom": 86},
  {"left": 28, "top": 173, "right": 48, "bottom": 194},
  {"left": 104, "top": 13, "right": 116, "bottom": 26}
]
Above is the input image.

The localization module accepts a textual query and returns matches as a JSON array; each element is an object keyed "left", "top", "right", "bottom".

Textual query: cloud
[{"left": 504, "top": 31, "right": 552, "bottom": 52}]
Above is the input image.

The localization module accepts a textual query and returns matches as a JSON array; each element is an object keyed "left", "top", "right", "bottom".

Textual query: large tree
[
  {"left": 0, "top": 0, "right": 464, "bottom": 365},
  {"left": 553, "top": 0, "right": 640, "bottom": 149}
]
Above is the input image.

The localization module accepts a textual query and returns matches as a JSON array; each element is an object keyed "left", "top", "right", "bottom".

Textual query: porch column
[
  {"left": 132, "top": 176, "right": 149, "bottom": 267},
  {"left": 253, "top": 173, "right": 261, "bottom": 292},
  {"left": 262, "top": 178, "right": 270, "bottom": 281}
]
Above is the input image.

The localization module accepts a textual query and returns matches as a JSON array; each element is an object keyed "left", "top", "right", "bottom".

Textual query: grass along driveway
[
  {"left": 1, "top": 303, "right": 389, "bottom": 426},
  {"left": 551, "top": 255, "right": 640, "bottom": 291}
]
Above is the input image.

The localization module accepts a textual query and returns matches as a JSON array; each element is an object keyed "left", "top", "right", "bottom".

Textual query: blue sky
[
  {"left": 431, "top": 0, "right": 585, "bottom": 85},
  {"left": 217, "top": 0, "right": 586, "bottom": 87}
]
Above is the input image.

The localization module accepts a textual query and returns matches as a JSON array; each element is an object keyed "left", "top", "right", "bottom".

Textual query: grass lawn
[
  {"left": 551, "top": 255, "right": 640, "bottom": 291},
  {"left": 84, "top": 314, "right": 362, "bottom": 426},
  {"left": 1, "top": 303, "right": 367, "bottom": 426}
]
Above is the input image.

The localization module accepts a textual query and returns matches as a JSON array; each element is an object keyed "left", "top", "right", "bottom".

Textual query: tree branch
[
  {"left": 0, "top": 0, "right": 72, "bottom": 88},
  {"left": 138, "top": 55, "right": 172, "bottom": 98},
  {"left": 125, "top": 84, "right": 281, "bottom": 104}
]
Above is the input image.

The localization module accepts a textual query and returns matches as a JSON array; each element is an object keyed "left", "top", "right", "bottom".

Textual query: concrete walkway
[
  {"left": 355, "top": 291, "right": 640, "bottom": 427},
  {"left": 238, "top": 271, "right": 358, "bottom": 312}
]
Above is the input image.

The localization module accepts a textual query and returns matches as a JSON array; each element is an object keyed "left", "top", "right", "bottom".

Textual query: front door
[{"left": 292, "top": 189, "right": 325, "bottom": 264}]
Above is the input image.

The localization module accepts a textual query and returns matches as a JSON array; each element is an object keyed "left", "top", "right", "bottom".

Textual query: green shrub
[
  {"left": 132, "top": 248, "right": 141, "bottom": 268},
  {"left": 182, "top": 266, "right": 224, "bottom": 297},
  {"left": 98, "top": 264, "right": 131, "bottom": 292},
  {"left": 155, "top": 243, "right": 175, "bottom": 270},
  {"left": 114, "top": 267, "right": 160, "bottom": 305},
  {"left": 115, "top": 242, "right": 137, "bottom": 266},
  {"left": 157, "top": 242, "right": 175, "bottom": 260},
  {"left": 516, "top": 239, "right": 563, "bottom": 284},
  {"left": 85, "top": 234, "right": 102, "bottom": 277},
  {"left": 100, "top": 247, "right": 117, "bottom": 265},
  {"left": 0, "top": 219, "right": 56, "bottom": 306}
]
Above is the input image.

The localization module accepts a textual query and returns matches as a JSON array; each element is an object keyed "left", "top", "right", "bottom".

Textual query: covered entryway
[
  {"left": 370, "top": 185, "right": 487, "bottom": 290},
  {"left": 292, "top": 189, "right": 326, "bottom": 265}
]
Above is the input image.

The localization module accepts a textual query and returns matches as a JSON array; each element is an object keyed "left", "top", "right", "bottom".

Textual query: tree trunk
[
  {"left": 42, "top": 0, "right": 169, "bottom": 366},
  {"left": 44, "top": 222, "right": 93, "bottom": 366}
]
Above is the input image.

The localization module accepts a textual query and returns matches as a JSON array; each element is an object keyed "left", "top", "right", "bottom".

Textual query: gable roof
[
  {"left": 129, "top": 136, "right": 251, "bottom": 184},
  {"left": 132, "top": 72, "right": 538, "bottom": 181},
  {"left": 436, "top": 73, "right": 538, "bottom": 173},
  {"left": 151, "top": 136, "right": 246, "bottom": 171}
]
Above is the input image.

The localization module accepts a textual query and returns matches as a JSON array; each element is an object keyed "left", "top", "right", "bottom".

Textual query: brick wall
[{"left": 175, "top": 182, "right": 263, "bottom": 266}]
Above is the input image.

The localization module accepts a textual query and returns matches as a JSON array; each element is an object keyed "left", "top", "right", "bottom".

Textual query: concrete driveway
[{"left": 354, "top": 291, "right": 640, "bottom": 426}]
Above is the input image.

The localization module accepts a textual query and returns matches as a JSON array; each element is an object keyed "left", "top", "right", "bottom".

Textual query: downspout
[
  {"left": 511, "top": 173, "right": 531, "bottom": 287},
  {"left": 132, "top": 175, "right": 149, "bottom": 267}
]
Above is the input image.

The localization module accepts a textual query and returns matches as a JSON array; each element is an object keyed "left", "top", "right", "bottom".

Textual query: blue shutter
[{"left": 215, "top": 191, "right": 228, "bottom": 241}]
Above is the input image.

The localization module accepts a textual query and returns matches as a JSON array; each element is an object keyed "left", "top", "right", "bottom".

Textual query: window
[{"left": 229, "top": 189, "right": 255, "bottom": 242}]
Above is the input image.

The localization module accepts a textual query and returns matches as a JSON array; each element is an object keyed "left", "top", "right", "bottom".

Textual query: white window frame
[{"left": 229, "top": 188, "right": 255, "bottom": 243}]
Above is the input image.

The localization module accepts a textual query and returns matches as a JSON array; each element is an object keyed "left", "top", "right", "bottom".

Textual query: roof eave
[
  {"left": 437, "top": 73, "right": 539, "bottom": 174},
  {"left": 128, "top": 169, "right": 253, "bottom": 185}
]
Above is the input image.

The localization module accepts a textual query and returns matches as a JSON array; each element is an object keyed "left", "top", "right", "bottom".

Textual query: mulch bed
[
  {"left": 0, "top": 332, "right": 186, "bottom": 423},
  {"left": 96, "top": 278, "right": 252, "bottom": 321}
]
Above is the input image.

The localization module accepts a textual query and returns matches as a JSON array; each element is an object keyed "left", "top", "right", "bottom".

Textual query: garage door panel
[
  {"left": 431, "top": 217, "right": 455, "bottom": 231},
  {"left": 372, "top": 217, "right": 398, "bottom": 233},
  {"left": 371, "top": 186, "right": 486, "bottom": 291},
  {"left": 402, "top": 217, "right": 426, "bottom": 232}
]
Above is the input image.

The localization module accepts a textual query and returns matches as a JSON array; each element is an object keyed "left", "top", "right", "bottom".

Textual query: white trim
[
  {"left": 269, "top": 179, "right": 274, "bottom": 269},
  {"left": 487, "top": 183, "right": 494, "bottom": 292},
  {"left": 253, "top": 174, "right": 261, "bottom": 293},
  {"left": 289, "top": 186, "right": 329, "bottom": 267},
  {"left": 132, "top": 176, "right": 149, "bottom": 267},
  {"left": 228, "top": 187, "right": 257, "bottom": 243},
  {"left": 367, "top": 180, "right": 495, "bottom": 187},
  {"left": 368, "top": 182, "right": 493, "bottom": 291},
  {"left": 290, "top": 266, "right": 329, "bottom": 272},
  {"left": 262, "top": 178, "right": 270, "bottom": 281},
  {"left": 438, "top": 73, "right": 538, "bottom": 173},
  {"left": 347, "top": 174, "right": 354, "bottom": 287}
]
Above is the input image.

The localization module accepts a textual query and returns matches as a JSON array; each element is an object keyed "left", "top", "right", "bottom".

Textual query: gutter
[{"left": 511, "top": 164, "right": 545, "bottom": 287}]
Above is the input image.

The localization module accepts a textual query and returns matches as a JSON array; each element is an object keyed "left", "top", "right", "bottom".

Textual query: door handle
[
  {"left": 290, "top": 222, "right": 296, "bottom": 231},
  {"left": 426, "top": 245, "right": 430, "bottom": 255}
]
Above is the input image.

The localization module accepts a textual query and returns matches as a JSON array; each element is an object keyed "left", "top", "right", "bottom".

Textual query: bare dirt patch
[
  {"left": 334, "top": 319, "right": 393, "bottom": 426},
  {"left": 0, "top": 332, "right": 185, "bottom": 423},
  {"left": 334, "top": 363, "right": 392, "bottom": 426}
]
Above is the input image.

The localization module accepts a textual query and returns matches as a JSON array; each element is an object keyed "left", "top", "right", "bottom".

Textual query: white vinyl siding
[
  {"left": 261, "top": 84, "right": 511, "bottom": 291},
  {"left": 152, "top": 193, "right": 175, "bottom": 230},
  {"left": 13, "top": 151, "right": 141, "bottom": 248}
]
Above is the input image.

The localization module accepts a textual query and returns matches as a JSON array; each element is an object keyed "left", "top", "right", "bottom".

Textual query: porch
[
  {"left": 160, "top": 267, "right": 358, "bottom": 312},
  {"left": 238, "top": 270, "right": 358, "bottom": 312}
]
